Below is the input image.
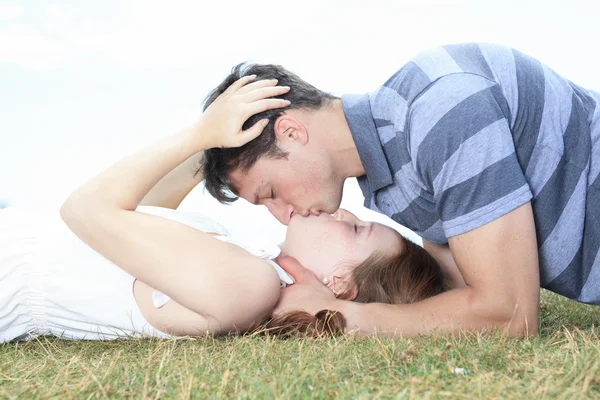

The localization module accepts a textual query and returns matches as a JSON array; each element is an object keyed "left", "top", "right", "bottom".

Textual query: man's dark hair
[{"left": 199, "top": 63, "right": 338, "bottom": 203}]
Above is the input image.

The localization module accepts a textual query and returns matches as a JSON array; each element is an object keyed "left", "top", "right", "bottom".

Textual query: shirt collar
[{"left": 341, "top": 93, "right": 393, "bottom": 194}]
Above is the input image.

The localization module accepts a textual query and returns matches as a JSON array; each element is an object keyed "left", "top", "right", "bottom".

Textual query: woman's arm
[
  {"left": 61, "top": 76, "right": 291, "bottom": 333},
  {"left": 138, "top": 152, "right": 203, "bottom": 209}
]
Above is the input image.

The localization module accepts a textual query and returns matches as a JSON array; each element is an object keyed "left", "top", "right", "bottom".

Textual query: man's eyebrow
[{"left": 253, "top": 182, "right": 265, "bottom": 205}]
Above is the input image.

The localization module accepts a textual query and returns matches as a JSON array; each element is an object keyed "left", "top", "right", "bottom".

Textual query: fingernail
[
  {"left": 284, "top": 100, "right": 291, "bottom": 105},
  {"left": 249, "top": 74, "right": 257, "bottom": 79},
  {"left": 262, "top": 119, "right": 269, "bottom": 126}
]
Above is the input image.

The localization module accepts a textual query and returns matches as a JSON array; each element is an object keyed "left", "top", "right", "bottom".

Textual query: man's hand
[
  {"left": 196, "top": 75, "right": 290, "bottom": 150},
  {"left": 273, "top": 255, "right": 338, "bottom": 316}
]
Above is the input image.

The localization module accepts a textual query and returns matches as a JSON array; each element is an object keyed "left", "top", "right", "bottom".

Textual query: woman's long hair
[{"left": 257, "top": 236, "right": 446, "bottom": 337}]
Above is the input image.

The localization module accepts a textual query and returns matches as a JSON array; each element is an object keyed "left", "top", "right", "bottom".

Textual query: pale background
[{"left": 1, "top": 0, "right": 599, "bottom": 244}]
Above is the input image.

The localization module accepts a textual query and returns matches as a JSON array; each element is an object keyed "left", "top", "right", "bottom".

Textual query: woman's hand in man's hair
[{"left": 195, "top": 75, "right": 290, "bottom": 150}]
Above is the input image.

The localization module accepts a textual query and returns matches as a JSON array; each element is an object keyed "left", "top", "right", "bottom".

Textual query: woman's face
[{"left": 280, "top": 209, "right": 403, "bottom": 291}]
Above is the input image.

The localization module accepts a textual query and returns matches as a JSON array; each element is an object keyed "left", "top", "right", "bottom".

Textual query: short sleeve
[{"left": 408, "top": 73, "right": 533, "bottom": 238}]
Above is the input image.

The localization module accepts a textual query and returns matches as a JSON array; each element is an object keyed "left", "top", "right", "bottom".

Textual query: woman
[{"left": 0, "top": 77, "right": 449, "bottom": 342}]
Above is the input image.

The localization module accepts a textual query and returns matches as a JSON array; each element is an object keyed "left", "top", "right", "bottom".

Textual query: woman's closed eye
[{"left": 354, "top": 224, "right": 358, "bottom": 233}]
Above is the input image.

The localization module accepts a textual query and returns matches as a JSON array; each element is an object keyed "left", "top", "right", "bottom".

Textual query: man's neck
[{"left": 319, "top": 99, "right": 366, "bottom": 179}]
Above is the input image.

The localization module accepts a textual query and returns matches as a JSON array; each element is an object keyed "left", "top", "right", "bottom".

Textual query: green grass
[{"left": 1, "top": 290, "right": 599, "bottom": 399}]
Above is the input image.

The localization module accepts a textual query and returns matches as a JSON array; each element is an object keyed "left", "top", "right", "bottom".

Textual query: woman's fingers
[
  {"left": 246, "top": 98, "right": 291, "bottom": 117},
  {"left": 243, "top": 85, "right": 290, "bottom": 103},
  {"left": 237, "top": 119, "right": 270, "bottom": 146},
  {"left": 224, "top": 74, "right": 257, "bottom": 94},
  {"left": 226, "top": 76, "right": 290, "bottom": 117},
  {"left": 236, "top": 78, "right": 279, "bottom": 94}
]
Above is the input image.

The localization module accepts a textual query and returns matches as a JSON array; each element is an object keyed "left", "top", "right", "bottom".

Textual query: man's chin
[{"left": 326, "top": 199, "right": 343, "bottom": 215}]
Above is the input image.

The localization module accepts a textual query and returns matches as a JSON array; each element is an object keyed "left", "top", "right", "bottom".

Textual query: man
[{"left": 201, "top": 43, "right": 600, "bottom": 336}]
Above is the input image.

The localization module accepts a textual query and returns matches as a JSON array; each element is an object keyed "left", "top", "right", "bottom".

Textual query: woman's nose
[
  {"left": 333, "top": 209, "right": 355, "bottom": 221},
  {"left": 333, "top": 210, "right": 342, "bottom": 220}
]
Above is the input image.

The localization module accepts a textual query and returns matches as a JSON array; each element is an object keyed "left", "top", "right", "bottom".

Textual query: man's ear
[{"left": 274, "top": 115, "right": 308, "bottom": 145}]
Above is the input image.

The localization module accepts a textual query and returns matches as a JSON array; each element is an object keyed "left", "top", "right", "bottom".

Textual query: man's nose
[{"left": 266, "top": 201, "right": 295, "bottom": 225}]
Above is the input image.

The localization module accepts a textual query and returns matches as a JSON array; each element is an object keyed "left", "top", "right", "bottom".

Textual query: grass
[{"left": 1, "top": 290, "right": 599, "bottom": 399}]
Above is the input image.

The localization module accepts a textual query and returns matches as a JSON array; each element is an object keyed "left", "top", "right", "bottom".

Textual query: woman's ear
[
  {"left": 274, "top": 116, "right": 308, "bottom": 145},
  {"left": 331, "top": 274, "right": 358, "bottom": 301},
  {"left": 339, "top": 283, "right": 359, "bottom": 301}
]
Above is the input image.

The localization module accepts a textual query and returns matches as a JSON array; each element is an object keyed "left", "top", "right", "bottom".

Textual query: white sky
[{"left": 1, "top": 0, "right": 599, "bottom": 243}]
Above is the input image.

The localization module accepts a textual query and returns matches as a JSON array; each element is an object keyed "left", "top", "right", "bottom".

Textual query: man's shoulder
[
  {"left": 374, "top": 43, "right": 508, "bottom": 106},
  {"left": 369, "top": 69, "right": 500, "bottom": 138}
]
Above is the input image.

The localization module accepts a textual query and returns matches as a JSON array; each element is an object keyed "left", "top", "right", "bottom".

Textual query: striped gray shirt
[{"left": 342, "top": 43, "right": 600, "bottom": 305}]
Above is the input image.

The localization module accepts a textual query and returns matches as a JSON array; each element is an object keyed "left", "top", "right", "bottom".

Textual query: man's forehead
[{"left": 229, "top": 168, "right": 264, "bottom": 203}]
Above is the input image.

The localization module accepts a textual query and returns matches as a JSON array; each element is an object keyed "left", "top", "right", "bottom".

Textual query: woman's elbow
[
  {"left": 214, "top": 260, "right": 281, "bottom": 332},
  {"left": 60, "top": 194, "right": 81, "bottom": 226},
  {"left": 60, "top": 191, "right": 90, "bottom": 227},
  {"left": 241, "top": 263, "right": 282, "bottom": 318}
]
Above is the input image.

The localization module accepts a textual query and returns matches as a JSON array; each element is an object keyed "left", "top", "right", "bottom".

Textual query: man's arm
[
  {"left": 138, "top": 152, "right": 204, "bottom": 209},
  {"left": 275, "top": 202, "right": 540, "bottom": 337},
  {"left": 348, "top": 203, "right": 540, "bottom": 336}
]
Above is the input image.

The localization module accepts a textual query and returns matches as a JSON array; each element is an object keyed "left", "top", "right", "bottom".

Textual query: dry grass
[{"left": 1, "top": 290, "right": 599, "bottom": 399}]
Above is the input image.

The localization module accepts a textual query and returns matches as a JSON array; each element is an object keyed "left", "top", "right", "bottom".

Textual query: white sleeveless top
[
  {"left": 0, "top": 206, "right": 292, "bottom": 342},
  {"left": 136, "top": 207, "right": 294, "bottom": 309}
]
